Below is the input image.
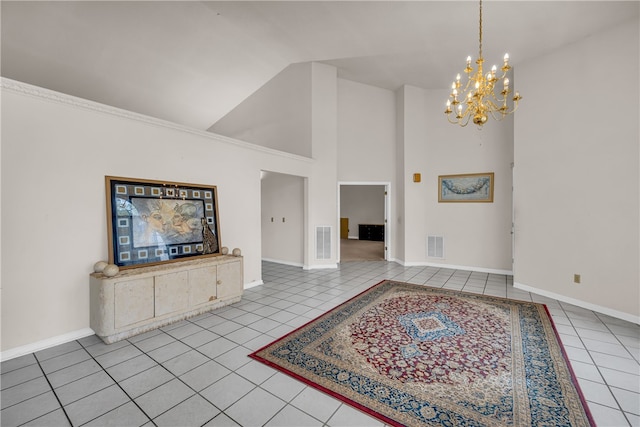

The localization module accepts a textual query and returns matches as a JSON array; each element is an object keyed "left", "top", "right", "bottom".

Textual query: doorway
[
  {"left": 338, "top": 183, "right": 389, "bottom": 262},
  {"left": 261, "top": 171, "right": 305, "bottom": 267}
]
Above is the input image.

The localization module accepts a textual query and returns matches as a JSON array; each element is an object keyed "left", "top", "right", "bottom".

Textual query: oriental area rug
[{"left": 250, "top": 280, "right": 595, "bottom": 427}]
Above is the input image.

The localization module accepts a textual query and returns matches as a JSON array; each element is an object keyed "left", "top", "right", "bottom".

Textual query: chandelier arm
[
  {"left": 486, "top": 100, "right": 509, "bottom": 118},
  {"left": 487, "top": 110, "right": 504, "bottom": 121},
  {"left": 447, "top": 114, "right": 461, "bottom": 126},
  {"left": 486, "top": 102, "right": 519, "bottom": 119},
  {"left": 488, "top": 90, "right": 508, "bottom": 104},
  {"left": 459, "top": 115, "right": 472, "bottom": 127},
  {"left": 484, "top": 99, "right": 501, "bottom": 110},
  {"left": 446, "top": 108, "right": 472, "bottom": 127},
  {"left": 507, "top": 101, "right": 520, "bottom": 114},
  {"left": 488, "top": 106, "right": 517, "bottom": 121},
  {"left": 446, "top": 114, "right": 460, "bottom": 125},
  {"left": 490, "top": 98, "right": 516, "bottom": 113},
  {"left": 460, "top": 79, "right": 475, "bottom": 98}
]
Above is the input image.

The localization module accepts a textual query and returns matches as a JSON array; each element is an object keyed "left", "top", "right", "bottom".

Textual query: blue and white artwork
[{"left": 439, "top": 172, "right": 494, "bottom": 202}]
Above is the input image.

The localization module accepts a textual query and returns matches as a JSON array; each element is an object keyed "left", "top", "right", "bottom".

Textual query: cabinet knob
[{"left": 217, "top": 280, "right": 222, "bottom": 285}]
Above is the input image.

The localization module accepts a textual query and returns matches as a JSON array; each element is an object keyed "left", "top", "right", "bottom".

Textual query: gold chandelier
[{"left": 445, "top": 0, "right": 521, "bottom": 127}]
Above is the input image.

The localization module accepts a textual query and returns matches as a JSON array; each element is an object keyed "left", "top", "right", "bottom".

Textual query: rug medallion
[{"left": 250, "top": 280, "right": 594, "bottom": 426}]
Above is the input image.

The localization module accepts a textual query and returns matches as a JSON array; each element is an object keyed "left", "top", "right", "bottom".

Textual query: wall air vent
[
  {"left": 316, "top": 226, "right": 332, "bottom": 260},
  {"left": 427, "top": 235, "right": 444, "bottom": 258}
]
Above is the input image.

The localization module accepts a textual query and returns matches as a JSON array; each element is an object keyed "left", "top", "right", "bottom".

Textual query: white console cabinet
[{"left": 90, "top": 256, "right": 243, "bottom": 344}]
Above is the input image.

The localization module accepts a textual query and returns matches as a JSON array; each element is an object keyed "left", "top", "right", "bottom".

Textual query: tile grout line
[
  {"left": 74, "top": 339, "right": 157, "bottom": 427},
  {"left": 561, "top": 305, "right": 634, "bottom": 426},
  {"left": 125, "top": 331, "right": 217, "bottom": 424},
  {"left": 593, "top": 311, "right": 640, "bottom": 365},
  {"left": 127, "top": 319, "right": 285, "bottom": 426},
  {"left": 28, "top": 354, "right": 74, "bottom": 427}
]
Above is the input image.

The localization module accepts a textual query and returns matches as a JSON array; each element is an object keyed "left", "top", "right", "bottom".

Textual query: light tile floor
[{"left": 2, "top": 261, "right": 639, "bottom": 426}]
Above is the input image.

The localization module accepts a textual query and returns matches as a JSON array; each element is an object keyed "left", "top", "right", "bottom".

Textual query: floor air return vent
[
  {"left": 316, "top": 226, "right": 331, "bottom": 260},
  {"left": 427, "top": 235, "right": 444, "bottom": 258}
]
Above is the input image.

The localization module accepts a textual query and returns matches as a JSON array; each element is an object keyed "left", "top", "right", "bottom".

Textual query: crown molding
[{"left": 1, "top": 78, "right": 313, "bottom": 163}]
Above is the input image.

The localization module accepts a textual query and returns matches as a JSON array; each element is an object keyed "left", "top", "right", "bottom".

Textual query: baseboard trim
[
  {"left": 514, "top": 282, "right": 640, "bottom": 325},
  {"left": 261, "top": 258, "right": 338, "bottom": 271},
  {"left": 1, "top": 328, "right": 95, "bottom": 362},
  {"left": 396, "top": 260, "right": 513, "bottom": 276},
  {"left": 261, "top": 258, "right": 304, "bottom": 268},
  {"left": 303, "top": 263, "right": 338, "bottom": 270},
  {"left": 244, "top": 279, "right": 264, "bottom": 289}
]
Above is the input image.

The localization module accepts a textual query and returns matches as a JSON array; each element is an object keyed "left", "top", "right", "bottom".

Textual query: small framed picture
[{"left": 438, "top": 172, "right": 494, "bottom": 203}]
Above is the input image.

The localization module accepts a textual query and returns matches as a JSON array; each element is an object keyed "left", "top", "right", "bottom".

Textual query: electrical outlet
[{"left": 574, "top": 274, "right": 581, "bottom": 284}]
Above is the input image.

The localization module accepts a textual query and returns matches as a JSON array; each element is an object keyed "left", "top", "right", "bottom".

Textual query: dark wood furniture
[{"left": 359, "top": 224, "right": 384, "bottom": 242}]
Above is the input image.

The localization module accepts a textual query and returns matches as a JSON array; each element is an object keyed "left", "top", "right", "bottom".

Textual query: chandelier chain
[{"left": 478, "top": 0, "right": 483, "bottom": 59}]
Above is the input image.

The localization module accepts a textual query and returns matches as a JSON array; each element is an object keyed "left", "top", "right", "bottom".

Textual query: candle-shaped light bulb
[
  {"left": 452, "top": 89, "right": 458, "bottom": 97},
  {"left": 451, "top": 82, "right": 456, "bottom": 90},
  {"left": 475, "top": 81, "right": 480, "bottom": 89},
  {"left": 456, "top": 73, "right": 461, "bottom": 82},
  {"left": 457, "top": 104, "right": 463, "bottom": 114},
  {"left": 491, "top": 65, "right": 497, "bottom": 75},
  {"left": 504, "top": 78, "right": 509, "bottom": 89},
  {"left": 466, "top": 56, "right": 472, "bottom": 66},
  {"left": 504, "top": 53, "right": 509, "bottom": 62},
  {"left": 446, "top": 100, "right": 451, "bottom": 107}
]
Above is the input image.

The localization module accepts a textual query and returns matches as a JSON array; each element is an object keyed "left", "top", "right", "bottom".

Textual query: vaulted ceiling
[{"left": 2, "top": 1, "right": 637, "bottom": 130}]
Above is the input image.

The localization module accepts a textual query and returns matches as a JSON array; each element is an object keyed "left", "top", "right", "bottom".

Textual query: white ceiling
[{"left": 2, "top": 1, "right": 638, "bottom": 130}]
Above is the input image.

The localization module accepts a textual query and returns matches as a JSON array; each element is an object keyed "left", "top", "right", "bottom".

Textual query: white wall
[
  {"left": 395, "top": 88, "right": 407, "bottom": 263},
  {"left": 424, "top": 88, "right": 514, "bottom": 272},
  {"left": 396, "top": 85, "right": 514, "bottom": 272},
  {"left": 396, "top": 85, "right": 429, "bottom": 266},
  {"left": 0, "top": 80, "right": 314, "bottom": 355},
  {"left": 207, "top": 62, "right": 340, "bottom": 269},
  {"left": 209, "top": 63, "right": 312, "bottom": 158},
  {"left": 337, "top": 79, "right": 396, "bottom": 183},
  {"left": 514, "top": 18, "right": 640, "bottom": 321},
  {"left": 340, "top": 185, "right": 385, "bottom": 239},
  {"left": 261, "top": 171, "right": 304, "bottom": 265},
  {"left": 305, "top": 63, "right": 339, "bottom": 267},
  {"left": 337, "top": 78, "right": 396, "bottom": 254}
]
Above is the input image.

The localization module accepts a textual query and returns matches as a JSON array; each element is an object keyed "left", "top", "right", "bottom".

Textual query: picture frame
[
  {"left": 105, "top": 176, "right": 221, "bottom": 268},
  {"left": 438, "top": 172, "right": 494, "bottom": 203}
]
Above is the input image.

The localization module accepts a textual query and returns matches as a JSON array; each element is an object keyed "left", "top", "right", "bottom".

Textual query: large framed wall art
[
  {"left": 106, "top": 176, "right": 221, "bottom": 268},
  {"left": 438, "top": 172, "right": 494, "bottom": 203}
]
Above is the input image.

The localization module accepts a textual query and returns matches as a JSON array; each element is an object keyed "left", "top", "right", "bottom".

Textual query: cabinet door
[
  {"left": 217, "top": 260, "right": 242, "bottom": 300},
  {"left": 189, "top": 266, "right": 217, "bottom": 306},
  {"left": 114, "top": 277, "right": 154, "bottom": 329},
  {"left": 155, "top": 271, "right": 189, "bottom": 317}
]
